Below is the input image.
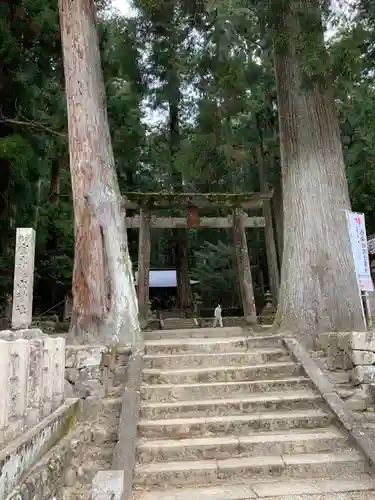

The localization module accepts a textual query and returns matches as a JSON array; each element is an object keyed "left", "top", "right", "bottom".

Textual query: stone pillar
[
  {"left": 9, "top": 339, "right": 29, "bottom": 439},
  {"left": 52, "top": 337, "right": 66, "bottom": 408},
  {"left": 0, "top": 340, "right": 11, "bottom": 443},
  {"left": 12, "top": 228, "right": 36, "bottom": 330},
  {"left": 26, "top": 339, "right": 44, "bottom": 427},
  {"left": 137, "top": 209, "right": 151, "bottom": 329},
  {"left": 232, "top": 209, "right": 257, "bottom": 325},
  {"left": 41, "top": 337, "right": 54, "bottom": 417},
  {"left": 91, "top": 470, "right": 124, "bottom": 500}
]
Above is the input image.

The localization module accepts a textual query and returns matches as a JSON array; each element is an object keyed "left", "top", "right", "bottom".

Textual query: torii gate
[{"left": 122, "top": 192, "right": 279, "bottom": 328}]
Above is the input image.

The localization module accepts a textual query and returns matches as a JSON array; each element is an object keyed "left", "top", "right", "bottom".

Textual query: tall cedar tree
[
  {"left": 272, "top": 0, "right": 365, "bottom": 340},
  {"left": 59, "top": 0, "right": 141, "bottom": 345}
]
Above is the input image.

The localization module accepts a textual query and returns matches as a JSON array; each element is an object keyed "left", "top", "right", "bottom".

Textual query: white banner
[{"left": 346, "top": 211, "right": 374, "bottom": 291}]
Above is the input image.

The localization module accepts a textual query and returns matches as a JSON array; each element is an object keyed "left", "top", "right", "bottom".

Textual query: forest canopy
[{"left": 1, "top": 0, "right": 374, "bottom": 320}]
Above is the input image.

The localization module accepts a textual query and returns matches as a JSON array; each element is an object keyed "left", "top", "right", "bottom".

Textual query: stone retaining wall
[
  {"left": 6, "top": 428, "right": 75, "bottom": 500},
  {"left": 64, "top": 345, "right": 131, "bottom": 399},
  {"left": 3, "top": 345, "right": 132, "bottom": 499},
  {"left": 0, "top": 400, "right": 78, "bottom": 500},
  {"left": 318, "top": 331, "right": 375, "bottom": 410}
]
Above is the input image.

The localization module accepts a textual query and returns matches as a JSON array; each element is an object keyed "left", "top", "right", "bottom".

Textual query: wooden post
[
  {"left": 232, "top": 209, "right": 257, "bottom": 325},
  {"left": 263, "top": 199, "right": 280, "bottom": 305},
  {"left": 255, "top": 144, "right": 280, "bottom": 306},
  {"left": 137, "top": 209, "right": 151, "bottom": 329}
]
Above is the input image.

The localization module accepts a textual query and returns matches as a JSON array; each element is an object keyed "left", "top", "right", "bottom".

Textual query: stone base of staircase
[
  {"left": 132, "top": 480, "right": 375, "bottom": 500},
  {"left": 132, "top": 326, "right": 375, "bottom": 500}
]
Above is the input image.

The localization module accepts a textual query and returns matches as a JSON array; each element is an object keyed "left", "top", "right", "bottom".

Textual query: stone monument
[{"left": 12, "top": 228, "right": 36, "bottom": 330}]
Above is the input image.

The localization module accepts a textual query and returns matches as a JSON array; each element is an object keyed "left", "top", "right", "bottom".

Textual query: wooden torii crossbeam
[
  {"left": 126, "top": 215, "right": 265, "bottom": 229},
  {"left": 122, "top": 191, "right": 273, "bottom": 210},
  {"left": 124, "top": 191, "right": 279, "bottom": 328}
]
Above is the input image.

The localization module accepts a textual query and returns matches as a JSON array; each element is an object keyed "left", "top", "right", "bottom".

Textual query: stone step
[
  {"left": 138, "top": 408, "right": 332, "bottom": 439},
  {"left": 140, "top": 377, "right": 312, "bottom": 402},
  {"left": 310, "top": 349, "right": 326, "bottom": 359},
  {"left": 144, "top": 335, "right": 281, "bottom": 355},
  {"left": 82, "top": 443, "right": 115, "bottom": 463},
  {"left": 133, "top": 451, "right": 365, "bottom": 488},
  {"left": 255, "top": 492, "right": 374, "bottom": 499},
  {"left": 162, "top": 319, "right": 198, "bottom": 330},
  {"left": 140, "top": 390, "right": 321, "bottom": 419},
  {"left": 62, "top": 485, "right": 91, "bottom": 500},
  {"left": 131, "top": 479, "right": 375, "bottom": 500},
  {"left": 143, "top": 348, "right": 289, "bottom": 369},
  {"left": 142, "top": 361, "right": 302, "bottom": 385},
  {"left": 144, "top": 327, "right": 244, "bottom": 340},
  {"left": 259, "top": 316, "right": 275, "bottom": 325},
  {"left": 136, "top": 426, "right": 348, "bottom": 463},
  {"left": 249, "top": 480, "right": 375, "bottom": 499},
  {"left": 80, "top": 396, "right": 123, "bottom": 431}
]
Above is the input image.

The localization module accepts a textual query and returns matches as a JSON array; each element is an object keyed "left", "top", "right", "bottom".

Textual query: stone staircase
[
  {"left": 161, "top": 317, "right": 198, "bottom": 330},
  {"left": 132, "top": 327, "right": 375, "bottom": 500}
]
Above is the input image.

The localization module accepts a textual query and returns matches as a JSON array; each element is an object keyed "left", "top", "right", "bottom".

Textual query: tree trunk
[
  {"left": 168, "top": 48, "right": 193, "bottom": 312},
  {"left": 273, "top": 0, "right": 365, "bottom": 340},
  {"left": 255, "top": 122, "right": 280, "bottom": 304},
  {"left": 59, "top": 0, "right": 140, "bottom": 345},
  {"left": 49, "top": 157, "right": 63, "bottom": 204},
  {"left": 33, "top": 179, "right": 42, "bottom": 229},
  {"left": 174, "top": 230, "right": 193, "bottom": 310},
  {"left": 272, "top": 175, "right": 284, "bottom": 265}
]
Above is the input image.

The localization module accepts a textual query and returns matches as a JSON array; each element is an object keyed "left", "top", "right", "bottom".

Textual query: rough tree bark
[
  {"left": 48, "top": 157, "right": 64, "bottom": 204},
  {"left": 173, "top": 231, "right": 193, "bottom": 310},
  {"left": 273, "top": 0, "right": 366, "bottom": 340},
  {"left": 255, "top": 115, "right": 280, "bottom": 303},
  {"left": 168, "top": 52, "right": 193, "bottom": 311},
  {"left": 59, "top": 0, "right": 141, "bottom": 345},
  {"left": 272, "top": 176, "right": 284, "bottom": 266}
]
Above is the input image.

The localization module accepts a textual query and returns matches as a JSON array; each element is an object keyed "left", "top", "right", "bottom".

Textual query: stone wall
[
  {"left": 1, "top": 400, "right": 78, "bottom": 500},
  {"left": 0, "top": 332, "right": 65, "bottom": 446},
  {"left": 90, "top": 351, "right": 143, "bottom": 500},
  {"left": 6, "top": 426, "right": 76, "bottom": 500},
  {"left": 64, "top": 345, "right": 131, "bottom": 399},
  {"left": 368, "top": 292, "right": 375, "bottom": 322},
  {"left": 349, "top": 332, "right": 375, "bottom": 386},
  {"left": 3, "top": 344, "right": 132, "bottom": 499},
  {"left": 318, "top": 331, "right": 375, "bottom": 411}
]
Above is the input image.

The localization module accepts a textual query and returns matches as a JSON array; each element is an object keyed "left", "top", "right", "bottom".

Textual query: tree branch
[{"left": 0, "top": 114, "right": 67, "bottom": 138}]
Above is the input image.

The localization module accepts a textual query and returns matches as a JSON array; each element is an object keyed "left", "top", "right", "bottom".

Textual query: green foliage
[
  {"left": 0, "top": 3, "right": 146, "bottom": 313},
  {"left": 2, "top": 0, "right": 375, "bottom": 315},
  {"left": 191, "top": 240, "right": 240, "bottom": 307}
]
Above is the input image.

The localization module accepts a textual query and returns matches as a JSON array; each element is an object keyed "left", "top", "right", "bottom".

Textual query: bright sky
[{"left": 112, "top": 0, "right": 136, "bottom": 17}]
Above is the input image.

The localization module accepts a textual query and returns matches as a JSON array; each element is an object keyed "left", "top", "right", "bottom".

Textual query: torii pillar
[
  {"left": 137, "top": 209, "right": 151, "bottom": 329},
  {"left": 232, "top": 209, "right": 257, "bottom": 325}
]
